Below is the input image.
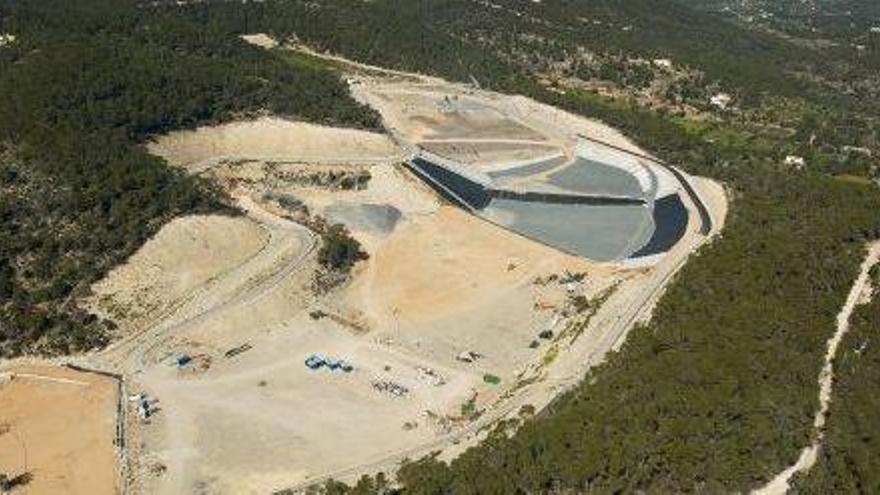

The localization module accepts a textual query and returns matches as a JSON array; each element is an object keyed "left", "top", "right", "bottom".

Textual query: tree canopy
[{"left": 0, "top": 0, "right": 380, "bottom": 356}]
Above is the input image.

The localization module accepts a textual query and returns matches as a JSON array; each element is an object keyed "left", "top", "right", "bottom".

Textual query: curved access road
[{"left": 98, "top": 196, "right": 317, "bottom": 374}]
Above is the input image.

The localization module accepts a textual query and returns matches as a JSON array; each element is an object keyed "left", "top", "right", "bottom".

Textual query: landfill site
[{"left": 0, "top": 43, "right": 726, "bottom": 495}]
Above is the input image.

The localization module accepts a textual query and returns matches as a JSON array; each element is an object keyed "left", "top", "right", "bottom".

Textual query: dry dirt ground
[
  {"left": 89, "top": 215, "right": 269, "bottom": 331},
  {"left": 418, "top": 141, "right": 562, "bottom": 168},
  {"left": 147, "top": 117, "right": 402, "bottom": 174},
  {"left": 351, "top": 78, "right": 651, "bottom": 173},
  {"left": 56, "top": 45, "right": 728, "bottom": 495},
  {"left": 0, "top": 365, "right": 118, "bottom": 495},
  {"left": 119, "top": 163, "right": 612, "bottom": 494}
]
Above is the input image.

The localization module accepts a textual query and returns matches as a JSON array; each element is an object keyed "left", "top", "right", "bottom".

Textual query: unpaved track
[
  {"left": 90, "top": 195, "right": 316, "bottom": 495},
  {"left": 133, "top": 200, "right": 316, "bottom": 369},
  {"left": 98, "top": 197, "right": 316, "bottom": 373},
  {"left": 92, "top": 196, "right": 318, "bottom": 495},
  {"left": 753, "top": 242, "right": 880, "bottom": 495},
  {"left": 419, "top": 138, "right": 553, "bottom": 146},
  {"left": 271, "top": 50, "right": 727, "bottom": 491}
]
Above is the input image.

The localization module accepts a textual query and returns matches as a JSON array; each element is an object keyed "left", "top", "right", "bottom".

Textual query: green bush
[
  {"left": 318, "top": 224, "right": 368, "bottom": 273},
  {"left": 0, "top": 0, "right": 381, "bottom": 357},
  {"left": 483, "top": 374, "right": 501, "bottom": 385}
]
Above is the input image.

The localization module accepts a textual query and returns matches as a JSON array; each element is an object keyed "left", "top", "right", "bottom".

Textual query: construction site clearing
[
  {"left": 0, "top": 365, "right": 120, "bottom": 495},
  {"left": 0, "top": 43, "right": 727, "bottom": 495}
]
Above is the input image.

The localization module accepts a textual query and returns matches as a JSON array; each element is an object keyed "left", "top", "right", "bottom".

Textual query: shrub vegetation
[
  {"left": 790, "top": 273, "right": 880, "bottom": 493},
  {"left": 0, "top": 0, "right": 379, "bottom": 356},
  {"left": 3, "top": 0, "right": 880, "bottom": 491},
  {"left": 318, "top": 224, "right": 368, "bottom": 274}
]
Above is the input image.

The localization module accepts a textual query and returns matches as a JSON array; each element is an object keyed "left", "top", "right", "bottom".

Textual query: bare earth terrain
[
  {"left": 89, "top": 215, "right": 269, "bottom": 330},
  {"left": 147, "top": 117, "right": 403, "bottom": 174},
  {"left": 5, "top": 42, "right": 727, "bottom": 495},
  {"left": 0, "top": 365, "right": 118, "bottom": 495}
]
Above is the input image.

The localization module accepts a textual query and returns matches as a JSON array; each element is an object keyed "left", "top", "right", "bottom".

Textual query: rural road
[
  {"left": 98, "top": 196, "right": 317, "bottom": 373},
  {"left": 754, "top": 241, "right": 880, "bottom": 495},
  {"left": 92, "top": 194, "right": 318, "bottom": 495}
]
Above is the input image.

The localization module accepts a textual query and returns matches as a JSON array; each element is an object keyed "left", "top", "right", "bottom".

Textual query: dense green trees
[
  {"left": 229, "top": 0, "right": 876, "bottom": 180},
  {"left": 0, "top": 0, "right": 379, "bottom": 356},
  {"left": 791, "top": 283, "right": 880, "bottom": 493},
  {"left": 318, "top": 224, "right": 368, "bottom": 274}
]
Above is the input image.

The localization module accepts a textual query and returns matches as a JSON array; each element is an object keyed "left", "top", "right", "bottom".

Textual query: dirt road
[
  {"left": 753, "top": 241, "right": 880, "bottom": 495},
  {"left": 99, "top": 196, "right": 316, "bottom": 373}
]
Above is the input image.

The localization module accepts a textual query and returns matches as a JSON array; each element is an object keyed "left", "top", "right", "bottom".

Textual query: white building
[
  {"left": 784, "top": 155, "right": 806, "bottom": 169},
  {"left": 652, "top": 58, "right": 673, "bottom": 70},
  {"left": 710, "top": 93, "right": 732, "bottom": 110}
]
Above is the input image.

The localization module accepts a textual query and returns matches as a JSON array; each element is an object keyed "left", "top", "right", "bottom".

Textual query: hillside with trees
[
  {"left": 2, "top": 0, "right": 879, "bottom": 492},
  {"left": 0, "top": 0, "right": 379, "bottom": 356},
  {"left": 790, "top": 282, "right": 880, "bottom": 493},
  {"left": 200, "top": 0, "right": 878, "bottom": 185}
]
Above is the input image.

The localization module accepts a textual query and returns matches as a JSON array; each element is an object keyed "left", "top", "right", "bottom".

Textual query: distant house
[
  {"left": 843, "top": 145, "right": 872, "bottom": 157},
  {"left": 710, "top": 93, "right": 732, "bottom": 110},
  {"left": 652, "top": 59, "right": 673, "bottom": 70},
  {"left": 784, "top": 155, "right": 806, "bottom": 169}
]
